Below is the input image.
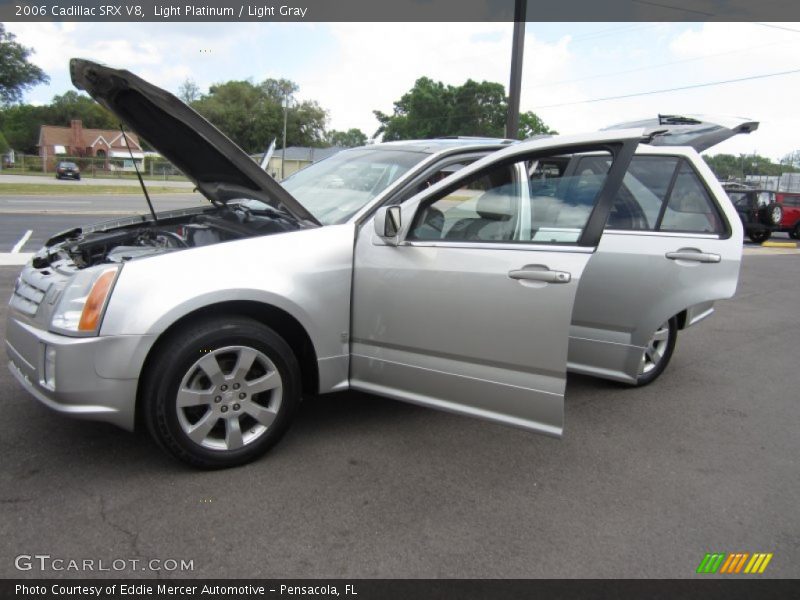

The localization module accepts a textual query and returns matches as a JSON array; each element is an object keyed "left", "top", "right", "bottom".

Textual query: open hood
[
  {"left": 70, "top": 58, "right": 320, "bottom": 226},
  {"left": 604, "top": 114, "right": 759, "bottom": 152}
]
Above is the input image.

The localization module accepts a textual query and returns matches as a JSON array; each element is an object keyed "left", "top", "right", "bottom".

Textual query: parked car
[
  {"left": 6, "top": 61, "right": 748, "bottom": 468},
  {"left": 55, "top": 161, "right": 81, "bottom": 180},
  {"left": 775, "top": 192, "right": 800, "bottom": 239},
  {"left": 723, "top": 184, "right": 783, "bottom": 243}
]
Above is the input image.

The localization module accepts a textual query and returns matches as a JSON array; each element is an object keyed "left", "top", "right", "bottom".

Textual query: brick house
[{"left": 38, "top": 119, "right": 144, "bottom": 171}]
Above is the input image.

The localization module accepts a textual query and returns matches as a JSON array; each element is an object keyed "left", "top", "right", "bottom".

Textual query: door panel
[
  {"left": 350, "top": 237, "right": 594, "bottom": 436},
  {"left": 568, "top": 230, "right": 741, "bottom": 382},
  {"left": 349, "top": 137, "right": 639, "bottom": 436},
  {"left": 568, "top": 152, "right": 741, "bottom": 382}
]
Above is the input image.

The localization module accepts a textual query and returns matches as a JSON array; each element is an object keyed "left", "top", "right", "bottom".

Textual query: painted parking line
[
  {"left": 0, "top": 253, "right": 34, "bottom": 266},
  {"left": 11, "top": 230, "right": 33, "bottom": 253}
]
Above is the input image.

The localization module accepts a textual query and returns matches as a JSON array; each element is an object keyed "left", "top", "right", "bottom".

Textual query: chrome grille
[{"left": 10, "top": 270, "right": 51, "bottom": 317}]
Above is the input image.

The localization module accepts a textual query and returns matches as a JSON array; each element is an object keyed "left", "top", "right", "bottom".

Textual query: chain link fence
[{"left": 0, "top": 153, "right": 188, "bottom": 182}]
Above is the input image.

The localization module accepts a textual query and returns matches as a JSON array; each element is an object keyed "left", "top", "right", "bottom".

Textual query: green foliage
[
  {"left": 0, "top": 129, "right": 9, "bottom": 154},
  {"left": 0, "top": 91, "right": 118, "bottom": 153},
  {"left": 0, "top": 24, "right": 49, "bottom": 106},
  {"left": 326, "top": 128, "right": 368, "bottom": 148},
  {"left": 703, "top": 153, "right": 799, "bottom": 180},
  {"left": 518, "top": 111, "right": 558, "bottom": 138},
  {"left": 189, "top": 78, "right": 327, "bottom": 153},
  {"left": 373, "top": 76, "right": 555, "bottom": 141},
  {"left": 781, "top": 149, "right": 800, "bottom": 169}
]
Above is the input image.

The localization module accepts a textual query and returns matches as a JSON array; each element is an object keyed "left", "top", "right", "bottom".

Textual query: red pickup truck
[{"left": 776, "top": 192, "right": 800, "bottom": 239}]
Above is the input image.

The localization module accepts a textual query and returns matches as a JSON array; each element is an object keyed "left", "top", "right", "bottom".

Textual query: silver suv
[{"left": 5, "top": 60, "right": 750, "bottom": 468}]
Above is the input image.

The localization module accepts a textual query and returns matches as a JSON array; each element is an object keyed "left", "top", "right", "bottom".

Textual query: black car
[
  {"left": 724, "top": 184, "right": 783, "bottom": 243},
  {"left": 55, "top": 161, "right": 81, "bottom": 180}
]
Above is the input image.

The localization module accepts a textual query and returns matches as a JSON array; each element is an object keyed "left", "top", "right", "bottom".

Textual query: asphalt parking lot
[{"left": 0, "top": 254, "right": 798, "bottom": 579}]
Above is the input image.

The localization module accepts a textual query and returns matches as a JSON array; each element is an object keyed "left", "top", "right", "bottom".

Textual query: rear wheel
[
  {"left": 791, "top": 224, "right": 800, "bottom": 240},
  {"left": 748, "top": 230, "right": 771, "bottom": 244},
  {"left": 142, "top": 316, "right": 301, "bottom": 469},
  {"left": 634, "top": 318, "right": 677, "bottom": 386}
]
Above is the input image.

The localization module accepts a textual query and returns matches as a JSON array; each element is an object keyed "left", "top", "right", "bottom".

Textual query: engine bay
[{"left": 33, "top": 201, "right": 304, "bottom": 271}]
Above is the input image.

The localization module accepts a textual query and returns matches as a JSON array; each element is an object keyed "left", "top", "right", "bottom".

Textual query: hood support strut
[{"left": 120, "top": 123, "right": 157, "bottom": 223}]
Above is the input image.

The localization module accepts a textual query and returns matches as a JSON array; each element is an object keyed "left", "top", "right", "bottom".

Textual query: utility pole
[
  {"left": 281, "top": 91, "right": 289, "bottom": 180},
  {"left": 505, "top": 0, "right": 527, "bottom": 140}
]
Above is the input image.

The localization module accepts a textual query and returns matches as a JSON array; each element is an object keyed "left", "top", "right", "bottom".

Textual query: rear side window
[
  {"left": 659, "top": 163, "right": 724, "bottom": 234},
  {"left": 577, "top": 156, "right": 678, "bottom": 231},
  {"left": 580, "top": 155, "right": 725, "bottom": 234}
]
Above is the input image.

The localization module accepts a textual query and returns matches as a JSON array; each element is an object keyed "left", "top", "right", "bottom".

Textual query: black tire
[
  {"left": 75, "top": 175, "right": 81, "bottom": 180},
  {"left": 791, "top": 224, "right": 800, "bottom": 240},
  {"left": 748, "top": 230, "right": 771, "bottom": 244},
  {"left": 634, "top": 317, "right": 677, "bottom": 387},
  {"left": 759, "top": 203, "right": 782, "bottom": 226},
  {"left": 142, "top": 316, "right": 301, "bottom": 469}
]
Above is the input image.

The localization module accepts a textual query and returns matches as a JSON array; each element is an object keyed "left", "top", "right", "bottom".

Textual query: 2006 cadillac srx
[{"left": 5, "top": 60, "right": 753, "bottom": 467}]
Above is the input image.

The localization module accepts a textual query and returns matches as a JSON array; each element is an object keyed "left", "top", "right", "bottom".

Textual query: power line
[
  {"left": 532, "top": 67, "right": 800, "bottom": 109},
  {"left": 629, "top": 0, "right": 715, "bottom": 17},
  {"left": 753, "top": 22, "right": 800, "bottom": 35},
  {"left": 529, "top": 38, "right": 800, "bottom": 89}
]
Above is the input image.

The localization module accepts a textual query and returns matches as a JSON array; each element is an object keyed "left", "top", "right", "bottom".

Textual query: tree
[
  {"left": 326, "top": 128, "right": 368, "bottom": 147},
  {"left": 48, "top": 91, "right": 117, "bottom": 129},
  {"left": 373, "top": 76, "right": 555, "bottom": 141},
  {"left": 518, "top": 111, "right": 557, "bottom": 138},
  {"left": 703, "top": 153, "right": 799, "bottom": 180},
  {"left": 0, "top": 91, "right": 117, "bottom": 152},
  {"left": 0, "top": 24, "right": 49, "bottom": 106},
  {"left": 0, "top": 130, "right": 9, "bottom": 154},
  {"left": 178, "top": 78, "right": 201, "bottom": 104},
  {"left": 189, "top": 78, "right": 327, "bottom": 153},
  {"left": 781, "top": 149, "right": 800, "bottom": 169}
]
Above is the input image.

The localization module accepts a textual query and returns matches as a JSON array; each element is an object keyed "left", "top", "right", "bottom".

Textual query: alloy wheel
[
  {"left": 639, "top": 322, "right": 670, "bottom": 375},
  {"left": 175, "top": 345, "right": 283, "bottom": 451}
]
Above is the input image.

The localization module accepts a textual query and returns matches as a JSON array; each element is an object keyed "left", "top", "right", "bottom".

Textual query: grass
[{"left": 0, "top": 183, "right": 195, "bottom": 195}]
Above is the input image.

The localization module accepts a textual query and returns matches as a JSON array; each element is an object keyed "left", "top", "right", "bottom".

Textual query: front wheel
[
  {"left": 142, "top": 317, "right": 301, "bottom": 469},
  {"left": 634, "top": 318, "right": 677, "bottom": 386},
  {"left": 748, "top": 230, "right": 771, "bottom": 244}
]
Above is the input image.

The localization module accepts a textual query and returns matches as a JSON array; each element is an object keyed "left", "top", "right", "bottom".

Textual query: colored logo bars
[{"left": 696, "top": 552, "right": 773, "bottom": 574}]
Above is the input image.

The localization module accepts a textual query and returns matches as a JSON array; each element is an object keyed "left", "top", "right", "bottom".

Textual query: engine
[{"left": 32, "top": 202, "right": 302, "bottom": 271}]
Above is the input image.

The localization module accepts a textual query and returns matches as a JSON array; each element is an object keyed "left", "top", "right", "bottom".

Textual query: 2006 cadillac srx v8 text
[{"left": 6, "top": 60, "right": 752, "bottom": 467}]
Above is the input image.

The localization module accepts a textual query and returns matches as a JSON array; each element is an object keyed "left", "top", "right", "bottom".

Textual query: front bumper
[{"left": 5, "top": 316, "right": 156, "bottom": 431}]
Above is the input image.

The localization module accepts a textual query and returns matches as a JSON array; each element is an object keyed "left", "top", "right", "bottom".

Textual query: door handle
[
  {"left": 508, "top": 269, "right": 571, "bottom": 283},
  {"left": 665, "top": 251, "right": 721, "bottom": 263}
]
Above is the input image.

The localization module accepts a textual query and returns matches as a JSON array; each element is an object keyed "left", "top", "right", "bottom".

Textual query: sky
[{"left": 6, "top": 20, "right": 800, "bottom": 160}]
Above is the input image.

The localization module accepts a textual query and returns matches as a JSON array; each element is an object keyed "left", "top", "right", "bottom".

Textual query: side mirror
[{"left": 374, "top": 206, "right": 402, "bottom": 244}]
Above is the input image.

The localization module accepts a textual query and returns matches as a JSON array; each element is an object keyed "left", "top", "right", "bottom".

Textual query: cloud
[{"left": 6, "top": 21, "right": 800, "bottom": 159}]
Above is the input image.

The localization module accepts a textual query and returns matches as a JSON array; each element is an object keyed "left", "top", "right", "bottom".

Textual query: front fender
[{"left": 99, "top": 225, "right": 355, "bottom": 363}]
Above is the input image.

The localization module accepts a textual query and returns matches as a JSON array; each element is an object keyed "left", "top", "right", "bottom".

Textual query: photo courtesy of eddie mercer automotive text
[{"left": 5, "top": 58, "right": 749, "bottom": 469}]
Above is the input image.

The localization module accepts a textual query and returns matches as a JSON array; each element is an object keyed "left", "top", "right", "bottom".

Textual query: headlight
[{"left": 50, "top": 265, "right": 121, "bottom": 336}]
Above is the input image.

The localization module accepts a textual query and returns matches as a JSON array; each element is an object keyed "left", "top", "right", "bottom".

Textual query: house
[
  {"left": 262, "top": 146, "right": 344, "bottom": 179},
  {"left": 38, "top": 120, "right": 144, "bottom": 172}
]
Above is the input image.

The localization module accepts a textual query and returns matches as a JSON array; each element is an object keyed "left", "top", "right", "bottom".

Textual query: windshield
[{"left": 281, "top": 148, "right": 428, "bottom": 224}]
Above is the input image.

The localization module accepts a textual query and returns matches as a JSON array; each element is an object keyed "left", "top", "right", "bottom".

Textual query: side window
[
  {"left": 390, "top": 159, "right": 479, "bottom": 206},
  {"left": 528, "top": 152, "right": 611, "bottom": 243},
  {"left": 409, "top": 165, "right": 518, "bottom": 242},
  {"left": 409, "top": 148, "right": 616, "bottom": 245},
  {"left": 577, "top": 156, "right": 678, "bottom": 231},
  {"left": 659, "top": 162, "right": 724, "bottom": 233}
]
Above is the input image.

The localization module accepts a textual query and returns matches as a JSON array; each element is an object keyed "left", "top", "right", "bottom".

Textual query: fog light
[{"left": 43, "top": 345, "right": 56, "bottom": 389}]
